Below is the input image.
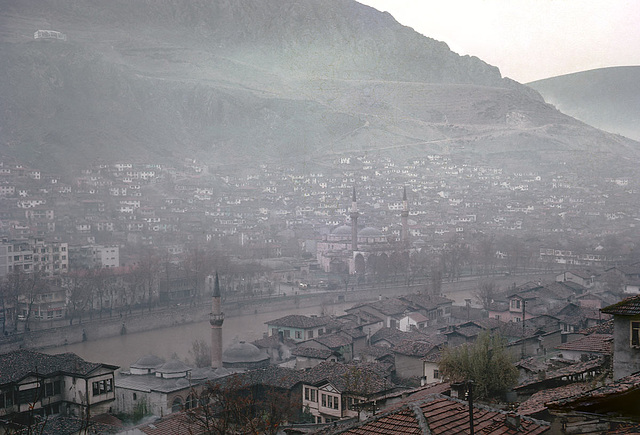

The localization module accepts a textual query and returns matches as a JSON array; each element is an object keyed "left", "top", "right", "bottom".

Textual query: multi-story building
[
  {"left": 69, "top": 245, "right": 119, "bottom": 269},
  {"left": 0, "top": 238, "right": 68, "bottom": 277},
  {"left": 0, "top": 350, "right": 118, "bottom": 429}
]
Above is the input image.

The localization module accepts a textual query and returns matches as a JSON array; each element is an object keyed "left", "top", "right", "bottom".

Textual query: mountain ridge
[{"left": 0, "top": 0, "right": 638, "bottom": 174}]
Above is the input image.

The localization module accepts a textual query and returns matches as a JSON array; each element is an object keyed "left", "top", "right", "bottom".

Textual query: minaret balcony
[{"left": 210, "top": 312, "right": 225, "bottom": 326}]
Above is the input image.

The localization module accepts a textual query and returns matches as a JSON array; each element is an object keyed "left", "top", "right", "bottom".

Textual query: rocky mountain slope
[
  {"left": 1, "top": 0, "right": 638, "bottom": 174},
  {"left": 528, "top": 66, "right": 640, "bottom": 142}
]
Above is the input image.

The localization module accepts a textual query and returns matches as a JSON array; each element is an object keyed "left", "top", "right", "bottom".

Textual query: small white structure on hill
[{"left": 34, "top": 30, "right": 67, "bottom": 41}]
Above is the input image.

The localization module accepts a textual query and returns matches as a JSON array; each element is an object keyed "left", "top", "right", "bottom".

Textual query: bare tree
[
  {"left": 181, "top": 375, "right": 296, "bottom": 435},
  {"left": 474, "top": 279, "right": 498, "bottom": 310},
  {"left": 63, "top": 266, "right": 92, "bottom": 325}
]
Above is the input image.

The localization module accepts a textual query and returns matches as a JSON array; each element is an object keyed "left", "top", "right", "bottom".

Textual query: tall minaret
[
  {"left": 350, "top": 186, "right": 359, "bottom": 252},
  {"left": 210, "top": 272, "right": 224, "bottom": 369},
  {"left": 401, "top": 186, "right": 409, "bottom": 245}
]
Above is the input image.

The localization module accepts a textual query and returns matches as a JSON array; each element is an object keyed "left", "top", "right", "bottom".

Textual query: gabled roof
[
  {"left": 308, "top": 333, "right": 353, "bottom": 350},
  {"left": 392, "top": 340, "right": 440, "bottom": 357},
  {"left": 369, "top": 327, "right": 430, "bottom": 346},
  {"left": 601, "top": 294, "right": 640, "bottom": 316},
  {"left": 332, "top": 394, "right": 549, "bottom": 434},
  {"left": 291, "top": 346, "right": 334, "bottom": 360},
  {"left": 0, "top": 350, "right": 117, "bottom": 386},
  {"left": 302, "top": 362, "right": 394, "bottom": 396},
  {"left": 265, "top": 314, "right": 329, "bottom": 329},
  {"left": 398, "top": 293, "right": 454, "bottom": 311},
  {"left": 362, "top": 298, "right": 415, "bottom": 316}
]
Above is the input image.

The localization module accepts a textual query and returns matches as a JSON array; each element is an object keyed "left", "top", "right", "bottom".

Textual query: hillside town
[{"left": 2, "top": 155, "right": 640, "bottom": 433}]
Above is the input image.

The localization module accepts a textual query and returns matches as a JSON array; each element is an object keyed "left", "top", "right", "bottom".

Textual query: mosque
[
  {"left": 316, "top": 187, "right": 414, "bottom": 276},
  {"left": 115, "top": 273, "right": 269, "bottom": 416}
]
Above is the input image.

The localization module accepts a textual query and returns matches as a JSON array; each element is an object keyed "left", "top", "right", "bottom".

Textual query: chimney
[{"left": 505, "top": 413, "right": 521, "bottom": 430}]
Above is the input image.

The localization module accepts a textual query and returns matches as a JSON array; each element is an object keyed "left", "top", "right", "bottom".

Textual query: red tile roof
[
  {"left": 547, "top": 371, "right": 640, "bottom": 410},
  {"left": 333, "top": 395, "right": 549, "bottom": 434},
  {"left": 579, "top": 319, "right": 614, "bottom": 335},
  {"left": 517, "top": 383, "right": 594, "bottom": 415},
  {"left": 555, "top": 333, "right": 613, "bottom": 355},
  {"left": 601, "top": 294, "right": 640, "bottom": 316}
]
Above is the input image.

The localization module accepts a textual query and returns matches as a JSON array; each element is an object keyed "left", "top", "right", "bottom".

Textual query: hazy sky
[{"left": 358, "top": 0, "right": 640, "bottom": 83}]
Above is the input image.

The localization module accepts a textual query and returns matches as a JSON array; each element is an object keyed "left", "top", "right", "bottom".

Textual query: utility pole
[
  {"left": 468, "top": 380, "right": 475, "bottom": 435},
  {"left": 521, "top": 299, "right": 526, "bottom": 359}
]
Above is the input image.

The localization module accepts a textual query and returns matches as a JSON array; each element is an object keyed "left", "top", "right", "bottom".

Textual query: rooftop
[
  {"left": 601, "top": 294, "right": 640, "bottom": 316},
  {"left": 0, "top": 350, "right": 117, "bottom": 385},
  {"left": 331, "top": 394, "right": 549, "bottom": 434},
  {"left": 266, "top": 314, "right": 329, "bottom": 329}
]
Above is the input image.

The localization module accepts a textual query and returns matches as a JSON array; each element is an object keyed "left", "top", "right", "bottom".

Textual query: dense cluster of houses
[
  {"left": 4, "top": 265, "right": 640, "bottom": 433},
  {"left": 1, "top": 154, "right": 637, "bottom": 276}
]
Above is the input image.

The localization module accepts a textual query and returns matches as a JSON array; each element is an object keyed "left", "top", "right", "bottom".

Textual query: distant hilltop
[{"left": 528, "top": 66, "right": 640, "bottom": 142}]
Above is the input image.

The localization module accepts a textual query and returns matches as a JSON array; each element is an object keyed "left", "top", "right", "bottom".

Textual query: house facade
[
  {"left": 601, "top": 295, "right": 640, "bottom": 379},
  {"left": 266, "top": 314, "right": 329, "bottom": 341},
  {"left": 0, "top": 350, "right": 117, "bottom": 429}
]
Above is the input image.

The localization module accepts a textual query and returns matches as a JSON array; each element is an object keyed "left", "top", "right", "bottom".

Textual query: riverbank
[{"left": 1, "top": 272, "right": 549, "bottom": 355}]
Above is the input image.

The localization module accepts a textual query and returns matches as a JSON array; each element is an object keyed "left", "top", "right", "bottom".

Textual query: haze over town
[{"left": 1, "top": 0, "right": 640, "bottom": 433}]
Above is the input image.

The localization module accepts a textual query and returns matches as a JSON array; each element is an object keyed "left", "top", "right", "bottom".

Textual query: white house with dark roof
[{"left": 265, "top": 314, "right": 329, "bottom": 341}]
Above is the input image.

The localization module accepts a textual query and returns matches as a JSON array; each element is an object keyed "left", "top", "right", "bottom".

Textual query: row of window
[
  {"left": 273, "top": 328, "right": 325, "bottom": 340},
  {"left": 92, "top": 379, "right": 113, "bottom": 396},
  {"left": 0, "top": 380, "right": 62, "bottom": 409},
  {"left": 304, "top": 387, "right": 317, "bottom": 402},
  {"left": 321, "top": 393, "right": 339, "bottom": 410}
]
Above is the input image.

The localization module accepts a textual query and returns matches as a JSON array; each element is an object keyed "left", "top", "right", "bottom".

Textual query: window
[
  {"left": 305, "top": 388, "right": 309, "bottom": 401},
  {"left": 295, "top": 331, "right": 302, "bottom": 339},
  {"left": 631, "top": 321, "right": 640, "bottom": 348},
  {"left": 333, "top": 396, "right": 339, "bottom": 410},
  {"left": 0, "top": 390, "right": 14, "bottom": 409},
  {"left": 92, "top": 379, "right": 113, "bottom": 396},
  {"left": 327, "top": 395, "right": 333, "bottom": 408},
  {"left": 307, "top": 330, "right": 314, "bottom": 339},
  {"left": 311, "top": 389, "right": 316, "bottom": 402},
  {"left": 321, "top": 394, "right": 327, "bottom": 407},
  {"left": 284, "top": 330, "right": 290, "bottom": 338},
  {"left": 433, "top": 369, "right": 440, "bottom": 379}
]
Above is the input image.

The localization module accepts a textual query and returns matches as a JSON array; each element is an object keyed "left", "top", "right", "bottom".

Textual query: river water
[
  {"left": 44, "top": 303, "right": 352, "bottom": 370},
  {"left": 43, "top": 273, "right": 540, "bottom": 370}
]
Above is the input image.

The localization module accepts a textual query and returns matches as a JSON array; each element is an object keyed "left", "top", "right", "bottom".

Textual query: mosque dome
[
  {"left": 130, "top": 354, "right": 165, "bottom": 375},
  {"left": 358, "top": 227, "right": 383, "bottom": 237},
  {"left": 332, "top": 225, "right": 352, "bottom": 236},
  {"left": 156, "top": 359, "right": 192, "bottom": 378},
  {"left": 175, "top": 378, "right": 190, "bottom": 388},
  {"left": 222, "top": 341, "right": 269, "bottom": 369}
]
